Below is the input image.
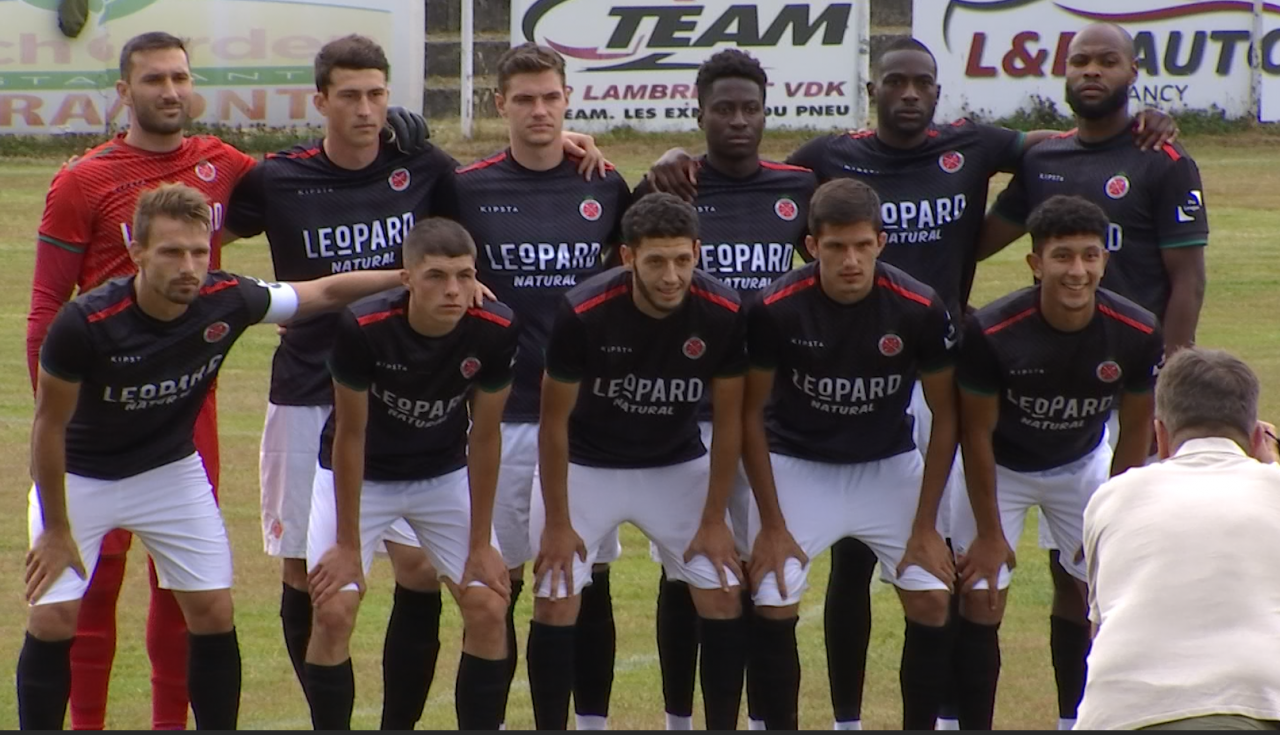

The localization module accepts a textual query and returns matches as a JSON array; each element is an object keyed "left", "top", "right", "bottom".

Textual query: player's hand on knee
[
  {"left": 648, "top": 148, "right": 699, "bottom": 202},
  {"left": 462, "top": 544, "right": 512, "bottom": 602},
  {"left": 898, "top": 527, "right": 956, "bottom": 593},
  {"left": 1132, "top": 108, "right": 1179, "bottom": 151},
  {"left": 472, "top": 281, "right": 496, "bottom": 308},
  {"left": 562, "top": 132, "right": 611, "bottom": 180},
  {"left": 957, "top": 533, "right": 1013, "bottom": 611},
  {"left": 685, "top": 518, "right": 743, "bottom": 592},
  {"left": 534, "top": 523, "right": 587, "bottom": 600},
  {"left": 25, "top": 528, "right": 85, "bottom": 604},
  {"left": 747, "top": 524, "right": 807, "bottom": 600},
  {"left": 309, "top": 545, "right": 365, "bottom": 607}
]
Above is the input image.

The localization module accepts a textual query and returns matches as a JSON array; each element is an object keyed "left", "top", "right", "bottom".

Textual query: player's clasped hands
[
  {"left": 309, "top": 543, "right": 365, "bottom": 607},
  {"left": 748, "top": 523, "right": 808, "bottom": 601},
  {"left": 534, "top": 521, "right": 587, "bottom": 601},
  {"left": 957, "top": 533, "right": 1015, "bottom": 611},
  {"left": 685, "top": 517, "right": 742, "bottom": 593},
  {"left": 25, "top": 527, "right": 86, "bottom": 605},
  {"left": 461, "top": 544, "right": 512, "bottom": 603},
  {"left": 898, "top": 526, "right": 956, "bottom": 594}
]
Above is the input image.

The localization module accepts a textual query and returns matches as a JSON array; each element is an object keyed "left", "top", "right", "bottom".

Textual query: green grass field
[{"left": 1, "top": 122, "right": 1278, "bottom": 729}]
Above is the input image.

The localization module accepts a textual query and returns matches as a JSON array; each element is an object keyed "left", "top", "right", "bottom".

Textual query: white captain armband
[{"left": 257, "top": 280, "right": 300, "bottom": 324}]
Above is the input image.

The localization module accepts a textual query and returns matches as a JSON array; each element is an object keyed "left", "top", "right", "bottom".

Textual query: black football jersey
[
  {"left": 957, "top": 286, "right": 1163, "bottom": 472},
  {"left": 786, "top": 119, "right": 1023, "bottom": 317},
  {"left": 991, "top": 130, "right": 1208, "bottom": 320},
  {"left": 544, "top": 267, "right": 747, "bottom": 469},
  {"left": 226, "top": 140, "right": 459, "bottom": 406},
  {"left": 321, "top": 289, "right": 519, "bottom": 482},
  {"left": 633, "top": 157, "right": 817, "bottom": 297},
  {"left": 40, "top": 271, "right": 283, "bottom": 480},
  {"left": 450, "top": 150, "right": 632, "bottom": 424},
  {"left": 749, "top": 261, "right": 955, "bottom": 464}
]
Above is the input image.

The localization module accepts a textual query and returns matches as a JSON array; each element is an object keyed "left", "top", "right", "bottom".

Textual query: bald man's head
[{"left": 1064, "top": 22, "right": 1138, "bottom": 121}]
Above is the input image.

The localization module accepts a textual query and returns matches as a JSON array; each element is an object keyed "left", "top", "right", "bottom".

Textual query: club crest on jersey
[
  {"left": 204, "top": 321, "right": 230, "bottom": 343},
  {"left": 682, "top": 337, "right": 706, "bottom": 360},
  {"left": 1105, "top": 175, "right": 1130, "bottom": 199},
  {"left": 938, "top": 151, "right": 965, "bottom": 174},
  {"left": 388, "top": 168, "right": 411, "bottom": 192},
  {"left": 878, "top": 334, "right": 904, "bottom": 357},
  {"left": 579, "top": 197, "right": 603, "bottom": 221},
  {"left": 460, "top": 357, "right": 482, "bottom": 379},
  {"left": 1096, "top": 360, "right": 1122, "bottom": 383},
  {"left": 774, "top": 197, "right": 798, "bottom": 221},
  {"left": 194, "top": 161, "right": 216, "bottom": 182}
]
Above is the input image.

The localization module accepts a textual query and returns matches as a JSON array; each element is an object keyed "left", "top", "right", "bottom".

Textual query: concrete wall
[{"left": 423, "top": 0, "right": 912, "bottom": 118}]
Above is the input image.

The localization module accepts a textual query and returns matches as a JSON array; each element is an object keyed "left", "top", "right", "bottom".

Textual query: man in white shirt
[{"left": 1079, "top": 347, "right": 1280, "bottom": 731}]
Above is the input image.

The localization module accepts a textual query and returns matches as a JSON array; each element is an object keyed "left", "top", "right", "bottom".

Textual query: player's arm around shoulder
[{"left": 281, "top": 269, "right": 403, "bottom": 322}]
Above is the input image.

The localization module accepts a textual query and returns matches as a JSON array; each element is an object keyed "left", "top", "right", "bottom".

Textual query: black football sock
[
  {"left": 901, "top": 619, "right": 952, "bottom": 730},
  {"left": 573, "top": 569, "right": 616, "bottom": 719},
  {"left": 498, "top": 577, "right": 523, "bottom": 723},
  {"left": 528, "top": 621, "right": 575, "bottom": 730},
  {"left": 188, "top": 629, "right": 241, "bottom": 730},
  {"left": 749, "top": 615, "right": 800, "bottom": 731},
  {"left": 280, "top": 583, "right": 312, "bottom": 697},
  {"left": 1050, "top": 614, "right": 1091, "bottom": 720},
  {"left": 742, "top": 589, "right": 765, "bottom": 725},
  {"left": 656, "top": 570, "right": 698, "bottom": 718},
  {"left": 954, "top": 617, "right": 1001, "bottom": 730},
  {"left": 456, "top": 653, "right": 509, "bottom": 730},
  {"left": 16, "top": 633, "right": 73, "bottom": 730},
  {"left": 937, "top": 588, "right": 963, "bottom": 722},
  {"left": 825, "top": 538, "right": 877, "bottom": 723},
  {"left": 379, "top": 584, "right": 442, "bottom": 730},
  {"left": 304, "top": 659, "right": 354, "bottom": 730},
  {"left": 698, "top": 616, "right": 747, "bottom": 731}
]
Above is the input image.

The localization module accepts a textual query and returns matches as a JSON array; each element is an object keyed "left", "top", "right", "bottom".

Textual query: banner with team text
[
  {"left": 0, "top": 0, "right": 423, "bottom": 133},
  {"left": 915, "top": 0, "right": 1279, "bottom": 122},
  {"left": 511, "top": 0, "right": 864, "bottom": 132}
]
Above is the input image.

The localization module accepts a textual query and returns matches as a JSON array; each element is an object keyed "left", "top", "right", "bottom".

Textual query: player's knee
[
  {"left": 26, "top": 602, "right": 79, "bottom": 641},
  {"left": 282, "top": 558, "right": 309, "bottom": 590},
  {"left": 174, "top": 589, "right": 234, "bottom": 634},
  {"left": 508, "top": 564, "right": 525, "bottom": 585},
  {"left": 460, "top": 587, "right": 508, "bottom": 646},
  {"left": 591, "top": 562, "right": 610, "bottom": 573},
  {"left": 753, "top": 602, "right": 799, "bottom": 621},
  {"left": 959, "top": 590, "right": 1006, "bottom": 626},
  {"left": 311, "top": 593, "right": 359, "bottom": 641},
  {"left": 689, "top": 586, "right": 743, "bottom": 620},
  {"left": 900, "top": 589, "right": 951, "bottom": 627},
  {"left": 387, "top": 544, "right": 440, "bottom": 592},
  {"left": 532, "top": 595, "right": 580, "bottom": 626}
]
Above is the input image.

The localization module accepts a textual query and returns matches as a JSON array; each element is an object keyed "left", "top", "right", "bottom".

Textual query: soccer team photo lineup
[{"left": 14, "top": 11, "right": 1280, "bottom": 732}]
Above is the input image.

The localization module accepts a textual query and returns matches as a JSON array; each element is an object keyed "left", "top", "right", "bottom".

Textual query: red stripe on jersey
[
  {"left": 86, "top": 297, "right": 133, "bottom": 323},
  {"left": 267, "top": 146, "right": 320, "bottom": 160},
  {"left": 690, "top": 285, "right": 739, "bottom": 313},
  {"left": 876, "top": 276, "right": 931, "bottom": 307},
  {"left": 846, "top": 129, "right": 875, "bottom": 139},
  {"left": 1098, "top": 304, "right": 1155, "bottom": 334},
  {"left": 763, "top": 276, "right": 816, "bottom": 305},
  {"left": 760, "top": 161, "right": 811, "bottom": 173},
  {"left": 357, "top": 307, "right": 405, "bottom": 326},
  {"left": 200, "top": 278, "right": 239, "bottom": 296},
  {"left": 983, "top": 307, "right": 1037, "bottom": 335},
  {"left": 468, "top": 307, "right": 512, "bottom": 327},
  {"left": 574, "top": 284, "right": 629, "bottom": 314},
  {"left": 458, "top": 151, "right": 508, "bottom": 174},
  {"left": 1161, "top": 144, "right": 1182, "bottom": 162}
]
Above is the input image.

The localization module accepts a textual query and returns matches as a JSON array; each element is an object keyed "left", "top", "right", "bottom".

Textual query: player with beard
[
  {"left": 630, "top": 49, "right": 816, "bottom": 731},
  {"left": 646, "top": 38, "right": 1177, "bottom": 731},
  {"left": 952, "top": 194, "right": 1162, "bottom": 729},
  {"left": 18, "top": 183, "right": 407, "bottom": 730},
  {"left": 977, "top": 24, "right": 1208, "bottom": 729}
]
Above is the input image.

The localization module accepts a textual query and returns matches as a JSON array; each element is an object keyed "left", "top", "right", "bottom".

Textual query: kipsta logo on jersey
[
  {"left": 203, "top": 321, "right": 230, "bottom": 343},
  {"left": 388, "top": 168, "right": 411, "bottom": 192},
  {"left": 1096, "top": 360, "right": 1122, "bottom": 383},
  {"left": 938, "top": 151, "right": 965, "bottom": 174},
  {"left": 194, "top": 161, "right": 216, "bottom": 182},
  {"left": 1105, "top": 175, "right": 1130, "bottom": 200},
  {"left": 682, "top": 336, "right": 706, "bottom": 360},
  {"left": 579, "top": 197, "right": 603, "bottom": 221},
  {"left": 460, "top": 357, "right": 482, "bottom": 379},
  {"left": 774, "top": 197, "right": 798, "bottom": 221},
  {"left": 878, "top": 334, "right": 904, "bottom": 357}
]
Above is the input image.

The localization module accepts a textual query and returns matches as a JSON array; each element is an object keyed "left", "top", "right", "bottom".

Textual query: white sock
[
  {"left": 936, "top": 717, "right": 961, "bottom": 730},
  {"left": 665, "top": 714, "right": 693, "bottom": 730},
  {"left": 834, "top": 721, "right": 863, "bottom": 730},
  {"left": 748, "top": 718, "right": 767, "bottom": 731},
  {"left": 576, "top": 714, "right": 608, "bottom": 730},
  {"left": 1058, "top": 717, "right": 1077, "bottom": 730}
]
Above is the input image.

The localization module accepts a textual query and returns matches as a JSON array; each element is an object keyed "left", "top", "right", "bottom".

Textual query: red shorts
[{"left": 100, "top": 391, "right": 220, "bottom": 556}]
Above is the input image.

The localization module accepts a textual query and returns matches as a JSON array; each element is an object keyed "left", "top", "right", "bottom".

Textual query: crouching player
[{"left": 303, "top": 218, "right": 519, "bottom": 730}]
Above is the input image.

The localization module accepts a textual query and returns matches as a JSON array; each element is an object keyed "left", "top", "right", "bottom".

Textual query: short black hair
[
  {"left": 874, "top": 37, "right": 937, "bottom": 76},
  {"left": 622, "top": 193, "right": 699, "bottom": 246},
  {"left": 120, "top": 31, "right": 188, "bottom": 81},
  {"left": 808, "top": 179, "right": 882, "bottom": 236},
  {"left": 1026, "top": 195, "right": 1111, "bottom": 252},
  {"left": 403, "top": 218, "right": 476, "bottom": 264},
  {"left": 696, "top": 49, "right": 768, "bottom": 105},
  {"left": 314, "top": 34, "right": 390, "bottom": 92}
]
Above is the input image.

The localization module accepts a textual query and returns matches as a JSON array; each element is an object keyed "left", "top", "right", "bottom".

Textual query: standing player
[
  {"left": 977, "top": 24, "right": 1208, "bottom": 728},
  {"left": 19, "top": 183, "right": 406, "bottom": 730},
  {"left": 631, "top": 48, "right": 817, "bottom": 731},
  {"left": 743, "top": 179, "right": 957, "bottom": 731},
  {"left": 951, "top": 194, "right": 1163, "bottom": 729},
  {"left": 302, "top": 219, "right": 517, "bottom": 730},
  {"left": 447, "top": 43, "right": 632, "bottom": 730},
  {"left": 530, "top": 193, "right": 748, "bottom": 730}
]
